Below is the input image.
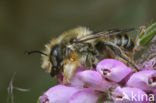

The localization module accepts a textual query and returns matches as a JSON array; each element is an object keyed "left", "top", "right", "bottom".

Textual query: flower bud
[
  {"left": 76, "top": 70, "right": 117, "bottom": 91},
  {"left": 127, "top": 70, "right": 156, "bottom": 92},
  {"left": 96, "top": 59, "right": 132, "bottom": 82},
  {"left": 77, "top": 70, "right": 103, "bottom": 87},
  {"left": 39, "top": 85, "right": 80, "bottom": 103},
  {"left": 69, "top": 88, "right": 101, "bottom": 103},
  {"left": 112, "top": 87, "right": 150, "bottom": 103}
]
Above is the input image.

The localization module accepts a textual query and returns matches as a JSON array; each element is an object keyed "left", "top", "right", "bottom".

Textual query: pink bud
[
  {"left": 112, "top": 87, "right": 150, "bottom": 103},
  {"left": 96, "top": 59, "right": 132, "bottom": 82},
  {"left": 127, "top": 70, "right": 156, "bottom": 92},
  {"left": 39, "top": 85, "right": 80, "bottom": 103},
  {"left": 70, "top": 71, "right": 85, "bottom": 88},
  {"left": 69, "top": 88, "right": 101, "bottom": 103},
  {"left": 76, "top": 70, "right": 117, "bottom": 91},
  {"left": 77, "top": 70, "right": 103, "bottom": 87}
]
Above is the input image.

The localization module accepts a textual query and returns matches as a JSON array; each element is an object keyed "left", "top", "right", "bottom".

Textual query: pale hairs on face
[
  {"left": 41, "top": 27, "right": 92, "bottom": 73},
  {"left": 41, "top": 38, "right": 59, "bottom": 73}
]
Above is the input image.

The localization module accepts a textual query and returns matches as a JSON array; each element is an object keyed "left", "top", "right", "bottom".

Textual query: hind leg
[{"left": 103, "top": 42, "right": 139, "bottom": 71}]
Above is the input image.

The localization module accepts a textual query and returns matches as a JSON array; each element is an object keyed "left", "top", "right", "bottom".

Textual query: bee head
[
  {"left": 49, "top": 45, "right": 63, "bottom": 77},
  {"left": 26, "top": 44, "right": 63, "bottom": 77}
]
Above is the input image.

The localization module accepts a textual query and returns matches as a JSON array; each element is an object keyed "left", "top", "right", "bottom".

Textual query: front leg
[
  {"left": 63, "top": 59, "right": 80, "bottom": 84},
  {"left": 63, "top": 50, "right": 81, "bottom": 84}
]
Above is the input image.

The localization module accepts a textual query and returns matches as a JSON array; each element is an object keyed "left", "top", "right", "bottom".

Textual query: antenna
[{"left": 25, "top": 51, "right": 47, "bottom": 56}]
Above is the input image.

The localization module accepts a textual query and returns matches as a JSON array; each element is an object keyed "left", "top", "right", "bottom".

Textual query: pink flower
[
  {"left": 39, "top": 85, "right": 101, "bottom": 103},
  {"left": 112, "top": 87, "right": 150, "bottom": 103},
  {"left": 77, "top": 70, "right": 103, "bottom": 87},
  {"left": 76, "top": 70, "right": 117, "bottom": 91},
  {"left": 39, "top": 85, "right": 80, "bottom": 103},
  {"left": 70, "top": 71, "right": 85, "bottom": 88},
  {"left": 127, "top": 70, "right": 156, "bottom": 92},
  {"left": 96, "top": 59, "right": 132, "bottom": 82},
  {"left": 69, "top": 88, "right": 101, "bottom": 103}
]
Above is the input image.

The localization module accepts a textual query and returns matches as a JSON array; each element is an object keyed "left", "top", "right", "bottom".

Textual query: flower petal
[
  {"left": 39, "top": 85, "right": 80, "bottom": 103},
  {"left": 96, "top": 59, "right": 132, "bottom": 82},
  {"left": 69, "top": 67, "right": 87, "bottom": 87},
  {"left": 127, "top": 70, "right": 156, "bottom": 92},
  {"left": 77, "top": 70, "right": 103, "bottom": 87},
  {"left": 70, "top": 72, "right": 85, "bottom": 88},
  {"left": 112, "top": 86, "right": 150, "bottom": 103},
  {"left": 75, "top": 70, "right": 117, "bottom": 91},
  {"left": 69, "top": 88, "right": 101, "bottom": 103}
]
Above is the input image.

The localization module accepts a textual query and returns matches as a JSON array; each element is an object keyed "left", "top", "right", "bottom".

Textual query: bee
[{"left": 27, "top": 27, "right": 141, "bottom": 84}]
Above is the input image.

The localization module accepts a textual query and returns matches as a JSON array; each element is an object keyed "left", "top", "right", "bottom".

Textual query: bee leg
[
  {"left": 63, "top": 59, "right": 80, "bottom": 84},
  {"left": 104, "top": 42, "right": 139, "bottom": 71}
]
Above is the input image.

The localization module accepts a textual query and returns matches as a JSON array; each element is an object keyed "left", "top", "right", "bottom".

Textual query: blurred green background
[{"left": 1, "top": 0, "right": 156, "bottom": 103}]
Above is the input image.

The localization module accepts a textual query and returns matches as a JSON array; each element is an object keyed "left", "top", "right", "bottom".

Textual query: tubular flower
[
  {"left": 112, "top": 87, "right": 150, "bottom": 103},
  {"left": 127, "top": 70, "right": 156, "bottom": 92},
  {"left": 69, "top": 88, "right": 101, "bottom": 103},
  {"left": 39, "top": 85, "right": 101, "bottom": 103},
  {"left": 39, "top": 85, "right": 80, "bottom": 103},
  {"left": 96, "top": 59, "right": 132, "bottom": 82},
  {"left": 77, "top": 70, "right": 103, "bottom": 87},
  {"left": 69, "top": 67, "right": 86, "bottom": 88},
  {"left": 76, "top": 70, "right": 117, "bottom": 91}
]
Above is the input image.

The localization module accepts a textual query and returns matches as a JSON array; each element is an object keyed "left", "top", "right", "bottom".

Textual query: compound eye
[
  {"left": 50, "top": 45, "right": 63, "bottom": 76},
  {"left": 50, "top": 45, "right": 63, "bottom": 64}
]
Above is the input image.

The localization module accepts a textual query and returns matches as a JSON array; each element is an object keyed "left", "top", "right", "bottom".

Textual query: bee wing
[{"left": 73, "top": 28, "right": 134, "bottom": 43}]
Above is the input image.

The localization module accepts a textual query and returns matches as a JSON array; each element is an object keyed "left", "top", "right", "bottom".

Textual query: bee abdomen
[{"left": 115, "top": 35, "right": 134, "bottom": 51}]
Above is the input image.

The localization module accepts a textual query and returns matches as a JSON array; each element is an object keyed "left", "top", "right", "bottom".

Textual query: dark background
[{"left": 1, "top": 0, "right": 156, "bottom": 103}]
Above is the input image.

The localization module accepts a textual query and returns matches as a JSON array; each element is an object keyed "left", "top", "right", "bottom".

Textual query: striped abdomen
[{"left": 114, "top": 35, "right": 134, "bottom": 51}]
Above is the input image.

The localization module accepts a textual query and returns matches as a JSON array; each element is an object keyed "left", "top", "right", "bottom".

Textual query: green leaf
[
  {"left": 146, "top": 23, "right": 156, "bottom": 34},
  {"left": 139, "top": 31, "right": 156, "bottom": 46}
]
